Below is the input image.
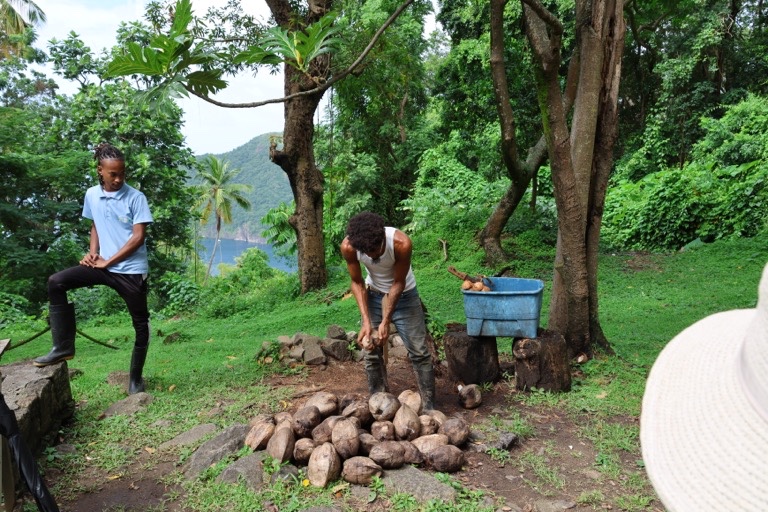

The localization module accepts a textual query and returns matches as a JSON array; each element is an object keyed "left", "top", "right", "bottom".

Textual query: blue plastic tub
[{"left": 462, "top": 277, "right": 544, "bottom": 338}]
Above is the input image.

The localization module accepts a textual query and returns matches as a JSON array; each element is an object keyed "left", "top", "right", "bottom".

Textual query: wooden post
[
  {"left": 443, "top": 324, "right": 500, "bottom": 385},
  {"left": 513, "top": 329, "right": 571, "bottom": 392}
]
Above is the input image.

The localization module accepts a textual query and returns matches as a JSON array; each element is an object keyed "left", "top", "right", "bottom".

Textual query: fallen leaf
[
  {"left": 596, "top": 392, "right": 608, "bottom": 399},
  {"left": 107, "top": 474, "right": 121, "bottom": 480},
  {"left": 227, "top": 355, "right": 237, "bottom": 360},
  {"left": 168, "top": 384, "right": 176, "bottom": 392},
  {"left": 145, "top": 446, "right": 156, "bottom": 454}
]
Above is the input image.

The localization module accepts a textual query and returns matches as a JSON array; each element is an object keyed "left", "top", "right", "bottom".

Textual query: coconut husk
[
  {"left": 311, "top": 415, "right": 344, "bottom": 445},
  {"left": 266, "top": 426, "right": 295, "bottom": 463},
  {"left": 418, "top": 414, "right": 438, "bottom": 436},
  {"left": 292, "top": 405, "right": 323, "bottom": 438},
  {"left": 458, "top": 384, "right": 483, "bottom": 409},
  {"left": 331, "top": 418, "right": 360, "bottom": 460},
  {"left": 370, "top": 420, "right": 395, "bottom": 441},
  {"left": 368, "top": 392, "right": 401, "bottom": 422},
  {"left": 293, "top": 437, "right": 316, "bottom": 465},
  {"left": 304, "top": 391, "right": 339, "bottom": 417},
  {"left": 358, "top": 432, "right": 379, "bottom": 455},
  {"left": 411, "top": 433, "right": 449, "bottom": 455},
  {"left": 342, "top": 399, "right": 373, "bottom": 428},
  {"left": 426, "top": 444, "right": 465, "bottom": 473},
  {"left": 438, "top": 417, "right": 470, "bottom": 446},
  {"left": 245, "top": 420, "right": 275, "bottom": 451},
  {"left": 393, "top": 404, "right": 421, "bottom": 441},
  {"left": 342, "top": 456, "right": 383, "bottom": 485},
  {"left": 399, "top": 441, "right": 424, "bottom": 465},
  {"left": 425, "top": 409, "right": 447, "bottom": 426},
  {"left": 247, "top": 413, "right": 274, "bottom": 428},
  {"left": 368, "top": 440, "right": 406, "bottom": 469},
  {"left": 307, "top": 442, "right": 341, "bottom": 488},
  {"left": 397, "top": 390, "right": 422, "bottom": 415}
]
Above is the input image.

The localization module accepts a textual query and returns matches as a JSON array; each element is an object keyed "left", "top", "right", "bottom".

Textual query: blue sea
[{"left": 199, "top": 238, "right": 296, "bottom": 275}]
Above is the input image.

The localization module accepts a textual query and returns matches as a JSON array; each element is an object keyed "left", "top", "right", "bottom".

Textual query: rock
[
  {"left": 302, "top": 336, "right": 327, "bottom": 366},
  {"left": 326, "top": 325, "right": 347, "bottom": 340},
  {"left": 321, "top": 338, "right": 352, "bottom": 361},
  {"left": 184, "top": 424, "right": 250, "bottom": 480},
  {"left": 100, "top": 392, "right": 153, "bottom": 419},
  {"left": 217, "top": 452, "right": 267, "bottom": 491},
  {"left": 381, "top": 464, "right": 457, "bottom": 503},
  {"left": 159, "top": 423, "right": 218, "bottom": 451}
]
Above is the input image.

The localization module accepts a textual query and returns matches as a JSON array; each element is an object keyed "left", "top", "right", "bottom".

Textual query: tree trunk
[
  {"left": 524, "top": 0, "right": 625, "bottom": 357},
  {"left": 267, "top": 0, "right": 331, "bottom": 293}
]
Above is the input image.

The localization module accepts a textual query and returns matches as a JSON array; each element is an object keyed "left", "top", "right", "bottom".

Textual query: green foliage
[
  {"left": 0, "top": 291, "right": 32, "bottom": 328},
  {"left": 153, "top": 271, "right": 201, "bottom": 316},
  {"left": 261, "top": 202, "right": 297, "bottom": 257}
]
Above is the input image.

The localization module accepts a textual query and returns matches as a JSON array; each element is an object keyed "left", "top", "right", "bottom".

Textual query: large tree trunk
[
  {"left": 267, "top": 0, "right": 331, "bottom": 293},
  {"left": 524, "top": 0, "right": 625, "bottom": 357}
]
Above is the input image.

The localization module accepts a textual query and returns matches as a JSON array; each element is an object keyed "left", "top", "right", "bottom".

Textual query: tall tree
[
  {"left": 192, "top": 155, "right": 252, "bottom": 282},
  {"left": 0, "top": 0, "right": 45, "bottom": 57},
  {"left": 106, "top": 0, "right": 421, "bottom": 293}
]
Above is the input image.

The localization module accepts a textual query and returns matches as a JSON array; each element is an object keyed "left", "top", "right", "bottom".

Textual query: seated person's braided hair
[{"left": 94, "top": 143, "right": 125, "bottom": 187}]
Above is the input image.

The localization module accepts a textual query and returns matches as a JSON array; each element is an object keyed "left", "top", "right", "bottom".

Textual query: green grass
[{"left": 2, "top": 233, "right": 767, "bottom": 511}]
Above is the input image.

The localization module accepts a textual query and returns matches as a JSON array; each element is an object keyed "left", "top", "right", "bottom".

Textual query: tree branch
[
  {"left": 185, "top": 0, "right": 415, "bottom": 109},
  {"left": 521, "top": 0, "right": 563, "bottom": 35}
]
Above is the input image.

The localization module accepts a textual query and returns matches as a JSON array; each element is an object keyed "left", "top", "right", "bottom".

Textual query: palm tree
[
  {"left": 192, "top": 155, "right": 252, "bottom": 282},
  {"left": 1, "top": 0, "right": 46, "bottom": 57}
]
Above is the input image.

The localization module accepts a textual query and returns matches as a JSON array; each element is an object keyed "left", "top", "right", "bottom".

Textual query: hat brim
[{"left": 641, "top": 308, "right": 768, "bottom": 511}]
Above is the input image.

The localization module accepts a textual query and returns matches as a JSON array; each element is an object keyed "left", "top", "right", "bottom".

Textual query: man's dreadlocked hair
[
  {"left": 346, "top": 212, "right": 386, "bottom": 254},
  {"left": 94, "top": 143, "right": 125, "bottom": 187}
]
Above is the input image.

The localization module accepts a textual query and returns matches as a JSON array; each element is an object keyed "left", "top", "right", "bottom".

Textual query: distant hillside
[{"left": 195, "top": 133, "right": 292, "bottom": 241}]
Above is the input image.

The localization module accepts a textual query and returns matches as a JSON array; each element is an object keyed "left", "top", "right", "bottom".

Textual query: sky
[{"left": 31, "top": 0, "right": 286, "bottom": 155}]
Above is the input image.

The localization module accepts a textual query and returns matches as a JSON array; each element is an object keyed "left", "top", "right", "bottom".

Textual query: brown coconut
[
  {"left": 307, "top": 442, "right": 341, "bottom": 488},
  {"left": 342, "top": 399, "right": 373, "bottom": 428},
  {"left": 247, "top": 413, "right": 274, "bottom": 427},
  {"left": 425, "top": 409, "right": 447, "bottom": 427},
  {"left": 342, "top": 456, "right": 383, "bottom": 485},
  {"left": 439, "top": 417, "right": 471, "bottom": 446},
  {"left": 266, "top": 426, "right": 295, "bottom": 463},
  {"left": 274, "top": 411, "right": 293, "bottom": 429},
  {"left": 339, "top": 393, "right": 365, "bottom": 411},
  {"left": 399, "top": 441, "right": 424, "bottom": 465},
  {"left": 304, "top": 391, "right": 339, "bottom": 417},
  {"left": 331, "top": 418, "right": 360, "bottom": 460},
  {"left": 368, "top": 392, "right": 401, "bottom": 421},
  {"left": 245, "top": 420, "right": 275, "bottom": 450},
  {"left": 426, "top": 444, "right": 465, "bottom": 473},
  {"left": 397, "top": 390, "right": 422, "bottom": 415},
  {"left": 411, "top": 433, "right": 449, "bottom": 455},
  {"left": 418, "top": 414, "right": 438, "bottom": 436},
  {"left": 312, "top": 415, "right": 344, "bottom": 444},
  {"left": 358, "top": 432, "right": 379, "bottom": 455},
  {"left": 368, "top": 440, "right": 406, "bottom": 469},
  {"left": 292, "top": 405, "right": 323, "bottom": 438},
  {"left": 293, "top": 437, "right": 316, "bottom": 465},
  {"left": 393, "top": 404, "right": 421, "bottom": 441},
  {"left": 458, "top": 384, "right": 483, "bottom": 409},
  {"left": 370, "top": 420, "right": 395, "bottom": 441}
]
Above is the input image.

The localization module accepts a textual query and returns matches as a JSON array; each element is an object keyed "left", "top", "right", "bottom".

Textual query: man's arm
[
  {"left": 80, "top": 223, "right": 100, "bottom": 266},
  {"left": 89, "top": 223, "right": 148, "bottom": 270},
  {"left": 341, "top": 237, "right": 373, "bottom": 346}
]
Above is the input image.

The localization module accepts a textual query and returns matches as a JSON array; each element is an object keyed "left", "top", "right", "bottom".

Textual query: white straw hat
[{"left": 641, "top": 262, "right": 768, "bottom": 511}]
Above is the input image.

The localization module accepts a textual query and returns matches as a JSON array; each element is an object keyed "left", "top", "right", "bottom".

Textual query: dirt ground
[{"left": 30, "top": 350, "right": 662, "bottom": 512}]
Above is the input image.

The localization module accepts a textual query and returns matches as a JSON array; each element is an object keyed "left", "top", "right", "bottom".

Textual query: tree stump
[
  {"left": 513, "top": 329, "right": 571, "bottom": 392},
  {"left": 443, "top": 324, "right": 499, "bottom": 385}
]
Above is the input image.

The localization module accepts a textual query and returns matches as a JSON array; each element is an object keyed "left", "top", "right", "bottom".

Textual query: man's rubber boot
[
  {"left": 415, "top": 364, "right": 436, "bottom": 411},
  {"left": 33, "top": 303, "right": 76, "bottom": 367},
  {"left": 366, "top": 347, "right": 390, "bottom": 394},
  {"left": 128, "top": 345, "right": 148, "bottom": 394}
]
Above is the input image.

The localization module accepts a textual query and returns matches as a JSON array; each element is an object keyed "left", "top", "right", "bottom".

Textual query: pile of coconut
[{"left": 245, "top": 389, "right": 472, "bottom": 488}]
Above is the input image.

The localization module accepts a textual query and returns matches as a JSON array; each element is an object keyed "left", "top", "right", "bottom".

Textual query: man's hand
[{"left": 79, "top": 253, "right": 99, "bottom": 266}]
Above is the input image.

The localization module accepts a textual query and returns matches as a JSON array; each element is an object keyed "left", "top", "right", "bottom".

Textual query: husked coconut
[
  {"left": 370, "top": 420, "right": 395, "bottom": 441},
  {"left": 245, "top": 420, "right": 275, "bottom": 450},
  {"left": 339, "top": 393, "right": 364, "bottom": 411},
  {"left": 358, "top": 432, "right": 379, "bottom": 455},
  {"left": 418, "top": 414, "right": 438, "bottom": 436},
  {"left": 342, "top": 456, "right": 383, "bottom": 485},
  {"left": 304, "top": 391, "right": 339, "bottom": 417},
  {"left": 331, "top": 418, "right": 360, "bottom": 459},
  {"left": 368, "top": 392, "right": 401, "bottom": 421},
  {"left": 397, "top": 390, "right": 422, "bottom": 415},
  {"left": 393, "top": 404, "right": 421, "bottom": 441},
  {"left": 292, "top": 405, "right": 323, "bottom": 438},
  {"left": 458, "top": 384, "right": 482, "bottom": 409},
  {"left": 342, "top": 400, "right": 373, "bottom": 428},
  {"left": 411, "top": 433, "right": 449, "bottom": 455},
  {"left": 368, "top": 440, "right": 406, "bottom": 469},
  {"left": 247, "top": 413, "right": 274, "bottom": 427},
  {"left": 399, "top": 441, "right": 424, "bottom": 465},
  {"left": 439, "top": 417, "right": 471, "bottom": 446},
  {"left": 426, "top": 444, "right": 465, "bottom": 473},
  {"left": 312, "top": 415, "right": 344, "bottom": 444},
  {"left": 307, "top": 442, "right": 341, "bottom": 488},
  {"left": 425, "top": 409, "right": 447, "bottom": 426},
  {"left": 293, "top": 437, "right": 316, "bottom": 465},
  {"left": 266, "top": 426, "right": 295, "bottom": 463},
  {"left": 274, "top": 411, "right": 293, "bottom": 429}
]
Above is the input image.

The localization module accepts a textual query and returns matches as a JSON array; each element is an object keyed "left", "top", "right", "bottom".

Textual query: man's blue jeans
[{"left": 364, "top": 287, "right": 431, "bottom": 371}]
